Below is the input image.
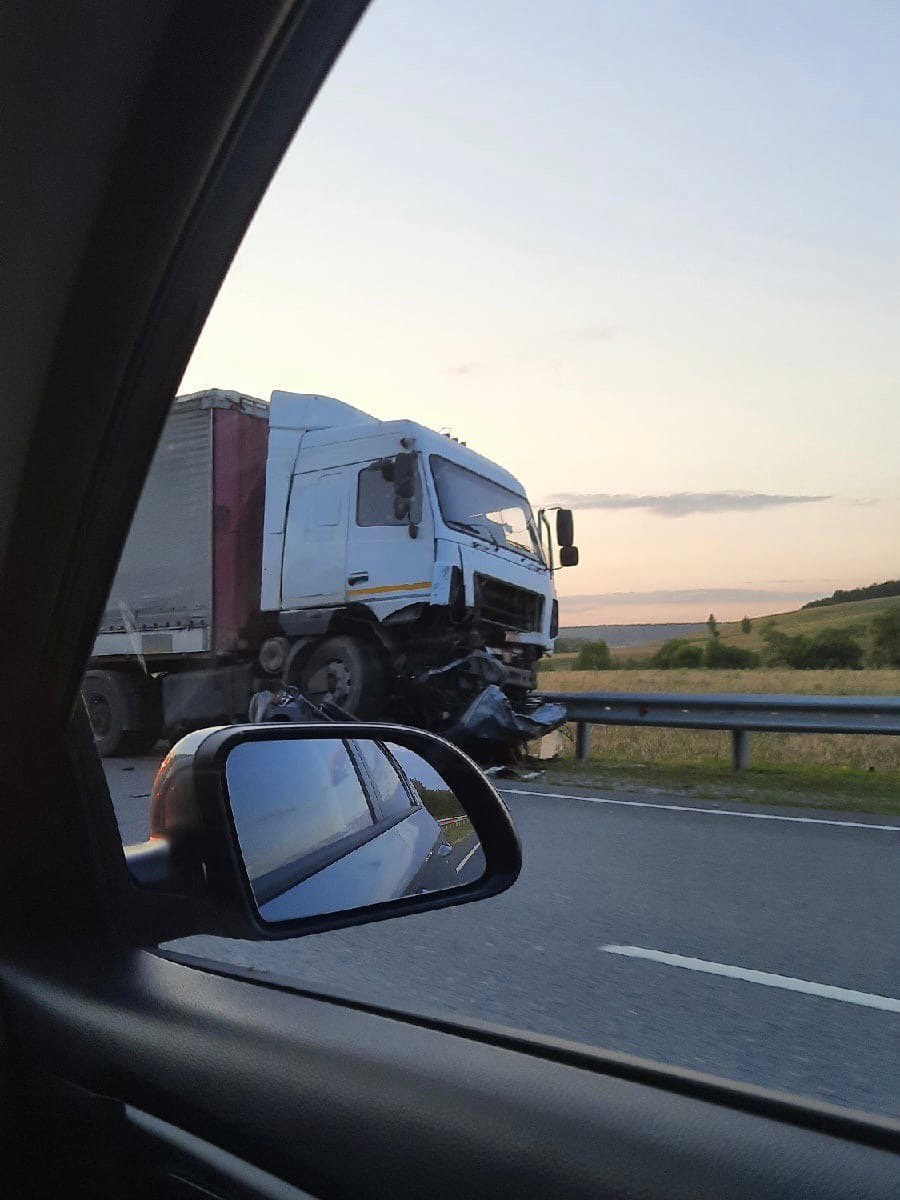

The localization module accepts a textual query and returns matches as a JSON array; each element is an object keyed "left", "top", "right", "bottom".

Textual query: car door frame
[{"left": 0, "top": 2, "right": 897, "bottom": 1197}]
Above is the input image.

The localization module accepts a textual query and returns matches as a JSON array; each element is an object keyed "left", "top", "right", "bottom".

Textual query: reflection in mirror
[{"left": 225, "top": 737, "right": 484, "bottom": 925}]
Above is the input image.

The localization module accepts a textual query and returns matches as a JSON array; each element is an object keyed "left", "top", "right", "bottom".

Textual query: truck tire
[
  {"left": 82, "top": 670, "right": 161, "bottom": 757},
  {"left": 297, "top": 635, "right": 387, "bottom": 719}
]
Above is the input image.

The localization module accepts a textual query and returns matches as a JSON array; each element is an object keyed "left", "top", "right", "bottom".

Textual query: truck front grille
[{"left": 474, "top": 574, "right": 544, "bottom": 633}]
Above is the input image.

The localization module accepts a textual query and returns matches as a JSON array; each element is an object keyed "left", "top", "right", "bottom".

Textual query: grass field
[
  {"left": 546, "top": 666, "right": 900, "bottom": 698},
  {"left": 538, "top": 759, "right": 900, "bottom": 815},
  {"left": 536, "top": 668, "right": 900, "bottom": 788},
  {"left": 539, "top": 650, "right": 578, "bottom": 672}
]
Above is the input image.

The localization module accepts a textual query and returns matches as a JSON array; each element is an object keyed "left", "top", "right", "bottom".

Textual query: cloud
[
  {"left": 547, "top": 491, "right": 831, "bottom": 517},
  {"left": 444, "top": 361, "right": 480, "bottom": 376},
  {"left": 560, "top": 587, "right": 816, "bottom": 613}
]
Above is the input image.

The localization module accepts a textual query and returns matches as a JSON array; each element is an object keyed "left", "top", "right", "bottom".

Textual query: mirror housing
[
  {"left": 559, "top": 544, "right": 579, "bottom": 567},
  {"left": 556, "top": 508, "right": 575, "bottom": 547},
  {"left": 391, "top": 451, "right": 417, "bottom": 520},
  {"left": 393, "top": 451, "right": 416, "bottom": 498},
  {"left": 125, "top": 722, "right": 521, "bottom": 940}
]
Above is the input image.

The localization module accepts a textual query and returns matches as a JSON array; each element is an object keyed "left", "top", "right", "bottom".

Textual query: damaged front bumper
[
  {"left": 415, "top": 650, "right": 563, "bottom": 753},
  {"left": 416, "top": 648, "right": 534, "bottom": 692},
  {"left": 442, "top": 683, "right": 567, "bottom": 748}
]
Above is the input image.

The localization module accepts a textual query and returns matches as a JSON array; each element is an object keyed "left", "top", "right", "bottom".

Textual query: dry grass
[
  {"left": 542, "top": 668, "right": 900, "bottom": 771},
  {"left": 546, "top": 667, "right": 900, "bottom": 695}
]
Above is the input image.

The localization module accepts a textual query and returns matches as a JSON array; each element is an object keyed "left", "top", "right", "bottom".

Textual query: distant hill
[
  {"left": 610, "top": 595, "right": 900, "bottom": 660},
  {"left": 558, "top": 623, "right": 705, "bottom": 649},
  {"left": 803, "top": 580, "right": 900, "bottom": 609}
]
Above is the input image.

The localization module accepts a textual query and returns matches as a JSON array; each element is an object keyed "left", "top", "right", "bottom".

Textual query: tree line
[{"left": 803, "top": 580, "right": 900, "bottom": 609}]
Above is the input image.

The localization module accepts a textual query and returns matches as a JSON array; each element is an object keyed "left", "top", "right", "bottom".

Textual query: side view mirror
[
  {"left": 125, "top": 723, "right": 521, "bottom": 940},
  {"left": 392, "top": 451, "right": 419, "bottom": 523},
  {"left": 555, "top": 507, "right": 575, "bottom": 547},
  {"left": 559, "top": 544, "right": 579, "bottom": 567},
  {"left": 393, "top": 451, "right": 416, "bottom": 498}
]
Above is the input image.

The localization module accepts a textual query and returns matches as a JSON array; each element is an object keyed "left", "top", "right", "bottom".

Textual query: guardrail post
[
  {"left": 731, "top": 728, "right": 750, "bottom": 771},
  {"left": 575, "top": 721, "right": 590, "bottom": 762}
]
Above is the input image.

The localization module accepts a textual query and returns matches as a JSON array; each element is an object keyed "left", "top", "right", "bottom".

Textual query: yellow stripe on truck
[{"left": 349, "top": 581, "right": 432, "bottom": 597}]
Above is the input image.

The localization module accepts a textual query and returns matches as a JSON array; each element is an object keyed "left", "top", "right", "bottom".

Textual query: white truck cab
[{"left": 262, "top": 393, "right": 557, "bottom": 662}]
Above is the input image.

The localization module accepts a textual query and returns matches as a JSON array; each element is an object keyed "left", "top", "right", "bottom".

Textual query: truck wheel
[
  {"left": 82, "top": 670, "right": 161, "bottom": 757},
  {"left": 297, "top": 636, "right": 387, "bottom": 718}
]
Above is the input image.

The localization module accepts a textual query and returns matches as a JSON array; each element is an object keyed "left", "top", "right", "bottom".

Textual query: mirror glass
[
  {"left": 555, "top": 507, "right": 574, "bottom": 547},
  {"left": 224, "top": 736, "right": 484, "bottom": 924}
]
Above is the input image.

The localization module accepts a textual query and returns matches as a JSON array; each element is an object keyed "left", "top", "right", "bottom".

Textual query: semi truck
[{"left": 84, "top": 389, "right": 578, "bottom": 756}]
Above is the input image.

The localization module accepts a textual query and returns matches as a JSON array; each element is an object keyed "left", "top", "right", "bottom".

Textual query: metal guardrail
[{"left": 536, "top": 691, "right": 900, "bottom": 770}]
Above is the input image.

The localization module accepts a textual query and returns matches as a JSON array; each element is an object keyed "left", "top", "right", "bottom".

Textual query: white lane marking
[
  {"left": 601, "top": 945, "right": 900, "bottom": 1014},
  {"left": 456, "top": 841, "right": 482, "bottom": 874},
  {"left": 500, "top": 788, "right": 900, "bottom": 831}
]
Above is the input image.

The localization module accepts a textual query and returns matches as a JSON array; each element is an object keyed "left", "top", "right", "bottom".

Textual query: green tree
[
  {"left": 653, "top": 638, "right": 704, "bottom": 668},
  {"left": 762, "top": 624, "right": 863, "bottom": 669},
  {"left": 706, "top": 612, "right": 719, "bottom": 638},
  {"left": 704, "top": 639, "right": 759, "bottom": 669},
  {"left": 573, "top": 640, "right": 611, "bottom": 670},
  {"left": 741, "top": 615, "right": 752, "bottom": 634},
  {"left": 761, "top": 624, "right": 807, "bottom": 667},
  {"left": 803, "top": 627, "right": 864, "bottom": 669},
  {"left": 870, "top": 605, "right": 900, "bottom": 667}
]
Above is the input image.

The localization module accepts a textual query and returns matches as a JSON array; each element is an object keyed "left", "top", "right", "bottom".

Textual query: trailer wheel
[
  {"left": 82, "top": 670, "right": 161, "bottom": 757},
  {"left": 297, "top": 636, "right": 387, "bottom": 718}
]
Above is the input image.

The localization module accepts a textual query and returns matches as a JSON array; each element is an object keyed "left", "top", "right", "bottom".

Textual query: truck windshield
[{"left": 430, "top": 456, "right": 543, "bottom": 560}]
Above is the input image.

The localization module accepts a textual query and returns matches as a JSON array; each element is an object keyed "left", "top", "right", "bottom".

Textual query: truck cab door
[
  {"left": 346, "top": 458, "right": 434, "bottom": 612},
  {"left": 280, "top": 469, "right": 349, "bottom": 608}
]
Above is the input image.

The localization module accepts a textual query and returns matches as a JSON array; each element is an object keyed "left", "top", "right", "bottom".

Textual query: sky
[{"left": 181, "top": 0, "right": 900, "bottom": 625}]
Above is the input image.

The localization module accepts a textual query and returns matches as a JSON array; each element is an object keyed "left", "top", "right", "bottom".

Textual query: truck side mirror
[
  {"left": 559, "top": 544, "right": 579, "bottom": 567},
  {"left": 556, "top": 508, "right": 575, "bottom": 547},
  {"left": 392, "top": 452, "right": 418, "bottom": 526},
  {"left": 393, "top": 452, "right": 416, "bottom": 498}
]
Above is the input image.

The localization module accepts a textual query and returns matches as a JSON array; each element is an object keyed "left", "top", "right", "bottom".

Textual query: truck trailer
[{"left": 84, "top": 389, "right": 578, "bottom": 756}]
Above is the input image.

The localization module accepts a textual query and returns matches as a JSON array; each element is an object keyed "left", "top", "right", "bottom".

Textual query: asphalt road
[
  {"left": 442, "top": 828, "right": 484, "bottom": 884},
  {"left": 105, "top": 756, "right": 900, "bottom": 1117}
]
